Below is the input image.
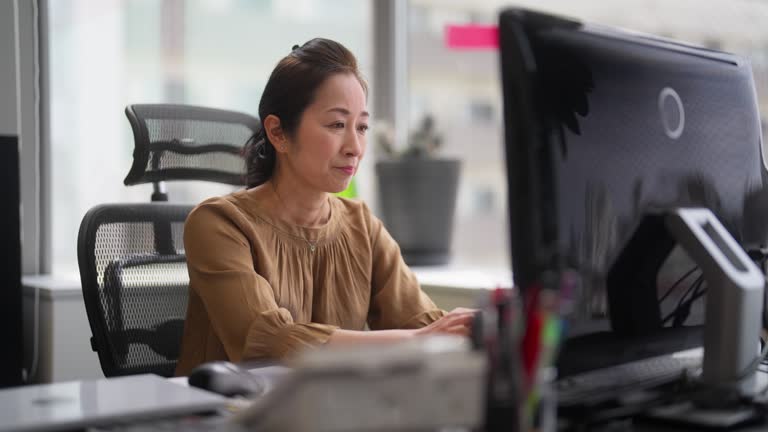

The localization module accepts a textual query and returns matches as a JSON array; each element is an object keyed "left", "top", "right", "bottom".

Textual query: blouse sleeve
[
  {"left": 184, "top": 201, "right": 338, "bottom": 362},
  {"left": 364, "top": 205, "right": 446, "bottom": 330}
]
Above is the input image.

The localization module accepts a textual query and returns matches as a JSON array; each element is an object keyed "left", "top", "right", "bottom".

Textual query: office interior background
[
  {"left": 47, "top": 0, "right": 768, "bottom": 278},
  {"left": 5, "top": 0, "right": 768, "bottom": 383}
]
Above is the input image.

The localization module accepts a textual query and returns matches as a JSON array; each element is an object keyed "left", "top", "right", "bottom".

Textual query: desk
[
  {"left": 4, "top": 360, "right": 768, "bottom": 431},
  {"left": 0, "top": 374, "right": 228, "bottom": 432},
  {"left": 412, "top": 266, "right": 511, "bottom": 310},
  {"left": 21, "top": 266, "right": 509, "bottom": 383}
]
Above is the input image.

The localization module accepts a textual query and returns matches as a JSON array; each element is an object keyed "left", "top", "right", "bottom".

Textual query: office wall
[
  {"left": 46, "top": 1, "right": 373, "bottom": 275},
  {"left": 3, "top": 0, "right": 49, "bottom": 386},
  {"left": 0, "top": 2, "right": 19, "bottom": 135},
  {"left": 0, "top": 0, "right": 45, "bottom": 275},
  {"left": 16, "top": 0, "right": 45, "bottom": 275},
  {"left": 0, "top": 1, "right": 23, "bottom": 388}
]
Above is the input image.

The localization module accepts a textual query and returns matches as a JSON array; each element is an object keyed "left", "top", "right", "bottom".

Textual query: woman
[{"left": 175, "top": 38, "right": 475, "bottom": 376}]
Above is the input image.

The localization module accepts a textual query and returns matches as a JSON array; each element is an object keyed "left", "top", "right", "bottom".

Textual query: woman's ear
[{"left": 263, "top": 114, "right": 288, "bottom": 153}]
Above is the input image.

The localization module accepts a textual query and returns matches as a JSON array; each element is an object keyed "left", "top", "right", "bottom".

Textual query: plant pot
[{"left": 375, "top": 158, "right": 461, "bottom": 266}]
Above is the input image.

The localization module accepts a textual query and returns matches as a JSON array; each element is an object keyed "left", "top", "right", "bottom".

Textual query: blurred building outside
[{"left": 48, "top": 0, "right": 768, "bottom": 276}]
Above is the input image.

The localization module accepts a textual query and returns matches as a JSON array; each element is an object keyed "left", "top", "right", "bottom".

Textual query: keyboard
[{"left": 557, "top": 348, "right": 703, "bottom": 406}]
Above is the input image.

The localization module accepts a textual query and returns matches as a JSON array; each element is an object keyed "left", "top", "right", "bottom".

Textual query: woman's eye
[
  {"left": 357, "top": 124, "right": 369, "bottom": 134},
  {"left": 329, "top": 122, "right": 344, "bottom": 129}
]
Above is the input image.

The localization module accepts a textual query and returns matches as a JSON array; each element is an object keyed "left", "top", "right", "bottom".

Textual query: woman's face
[{"left": 281, "top": 73, "right": 368, "bottom": 194}]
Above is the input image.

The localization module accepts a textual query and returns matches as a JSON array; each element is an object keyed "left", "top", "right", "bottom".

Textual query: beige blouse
[{"left": 175, "top": 189, "right": 445, "bottom": 376}]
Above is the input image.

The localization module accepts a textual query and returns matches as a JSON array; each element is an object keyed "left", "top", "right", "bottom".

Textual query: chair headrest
[{"left": 124, "top": 104, "right": 260, "bottom": 186}]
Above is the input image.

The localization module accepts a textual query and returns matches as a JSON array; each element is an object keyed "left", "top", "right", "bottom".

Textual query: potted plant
[{"left": 375, "top": 115, "right": 461, "bottom": 266}]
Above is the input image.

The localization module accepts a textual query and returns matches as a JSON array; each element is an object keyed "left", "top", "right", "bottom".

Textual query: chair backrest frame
[
  {"left": 78, "top": 103, "right": 257, "bottom": 377},
  {"left": 77, "top": 203, "right": 193, "bottom": 377},
  {"left": 124, "top": 103, "right": 260, "bottom": 187}
]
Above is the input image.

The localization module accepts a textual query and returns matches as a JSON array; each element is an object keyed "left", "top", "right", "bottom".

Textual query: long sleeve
[
  {"left": 365, "top": 206, "right": 446, "bottom": 330},
  {"left": 176, "top": 191, "right": 445, "bottom": 375},
  {"left": 183, "top": 201, "right": 338, "bottom": 363}
]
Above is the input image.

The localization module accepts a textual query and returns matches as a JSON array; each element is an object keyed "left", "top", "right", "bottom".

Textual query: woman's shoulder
[
  {"left": 333, "top": 196, "right": 373, "bottom": 221},
  {"left": 186, "top": 189, "right": 258, "bottom": 226},
  {"left": 331, "top": 196, "right": 383, "bottom": 235},
  {"left": 190, "top": 190, "right": 239, "bottom": 214}
]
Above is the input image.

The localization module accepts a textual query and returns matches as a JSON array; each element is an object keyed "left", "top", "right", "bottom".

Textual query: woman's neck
[{"left": 267, "top": 176, "right": 330, "bottom": 228}]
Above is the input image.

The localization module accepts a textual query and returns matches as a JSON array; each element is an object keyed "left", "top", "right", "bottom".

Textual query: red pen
[{"left": 521, "top": 284, "right": 543, "bottom": 389}]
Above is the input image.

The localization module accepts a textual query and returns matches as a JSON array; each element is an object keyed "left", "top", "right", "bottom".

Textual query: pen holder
[
  {"left": 525, "top": 366, "right": 557, "bottom": 432},
  {"left": 473, "top": 288, "right": 524, "bottom": 432},
  {"left": 473, "top": 286, "right": 562, "bottom": 432}
]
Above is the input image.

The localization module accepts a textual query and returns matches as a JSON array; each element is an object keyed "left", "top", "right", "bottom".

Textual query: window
[
  {"left": 49, "top": 0, "right": 768, "bottom": 276},
  {"left": 48, "top": 0, "right": 371, "bottom": 276},
  {"left": 407, "top": 0, "right": 768, "bottom": 268}
]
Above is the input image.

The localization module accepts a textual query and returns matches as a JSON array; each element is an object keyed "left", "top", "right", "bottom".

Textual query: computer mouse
[{"left": 188, "top": 361, "right": 266, "bottom": 398}]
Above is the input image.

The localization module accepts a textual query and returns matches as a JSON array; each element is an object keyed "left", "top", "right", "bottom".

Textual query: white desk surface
[
  {"left": 20, "top": 267, "right": 508, "bottom": 384},
  {"left": 23, "top": 265, "right": 512, "bottom": 297},
  {"left": 411, "top": 265, "right": 512, "bottom": 290}
]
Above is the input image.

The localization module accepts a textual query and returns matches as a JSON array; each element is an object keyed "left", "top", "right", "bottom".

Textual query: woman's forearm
[
  {"left": 326, "top": 308, "right": 475, "bottom": 347},
  {"left": 326, "top": 328, "right": 416, "bottom": 346}
]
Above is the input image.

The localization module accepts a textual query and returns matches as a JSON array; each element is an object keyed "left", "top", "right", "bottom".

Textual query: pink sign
[{"left": 445, "top": 24, "right": 499, "bottom": 50}]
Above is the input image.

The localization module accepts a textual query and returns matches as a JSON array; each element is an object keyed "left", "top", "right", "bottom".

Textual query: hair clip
[{"left": 292, "top": 44, "right": 300, "bottom": 51}]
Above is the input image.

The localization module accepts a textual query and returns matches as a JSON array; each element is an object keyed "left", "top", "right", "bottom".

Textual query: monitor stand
[
  {"left": 642, "top": 208, "right": 765, "bottom": 428},
  {"left": 665, "top": 208, "right": 764, "bottom": 399}
]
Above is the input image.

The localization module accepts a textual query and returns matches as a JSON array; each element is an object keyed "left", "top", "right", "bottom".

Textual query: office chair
[{"left": 78, "top": 104, "right": 259, "bottom": 377}]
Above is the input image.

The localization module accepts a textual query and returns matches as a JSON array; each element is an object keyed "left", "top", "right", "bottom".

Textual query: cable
[
  {"left": 685, "top": 282, "right": 707, "bottom": 306},
  {"left": 676, "top": 275, "right": 703, "bottom": 308},
  {"left": 658, "top": 266, "right": 699, "bottom": 304},
  {"left": 672, "top": 279, "right": 707, "bottom": 328},
  {"left": 661, "top": 275, "right": 704, "bottom": 326}
]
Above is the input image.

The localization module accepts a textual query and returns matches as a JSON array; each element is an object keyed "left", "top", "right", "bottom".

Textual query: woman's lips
[{"left": 336, "top": 166, "right": 355, "bottom": 175}]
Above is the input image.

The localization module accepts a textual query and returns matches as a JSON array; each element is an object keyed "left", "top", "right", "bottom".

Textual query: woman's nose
[{"left": 345, "top": 132, "right": 363, "bottom": 157}]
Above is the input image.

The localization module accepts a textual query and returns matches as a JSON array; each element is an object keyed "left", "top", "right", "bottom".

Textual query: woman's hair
[{"left": 244, "top": 38, "right": 368, "bottom": 188}]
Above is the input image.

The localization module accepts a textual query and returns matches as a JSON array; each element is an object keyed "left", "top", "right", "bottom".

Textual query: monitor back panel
[{"left": 499, "top": 9, "right": 767, "bottom": 376}]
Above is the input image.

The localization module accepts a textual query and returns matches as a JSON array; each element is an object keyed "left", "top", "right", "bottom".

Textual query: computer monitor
[{"left": 498, "top": 8, "right": 768, "bottom": 377}]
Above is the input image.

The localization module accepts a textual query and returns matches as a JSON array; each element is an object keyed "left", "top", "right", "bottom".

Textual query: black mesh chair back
[
  {"left": 78, "top": 104, "right": 256, "bottom": 377},
  {"left": 124, "top": 104, "right": 260, "bottom": 187},
  {"left": 77, "top": 204, "right": 193, "bottom": 377}
]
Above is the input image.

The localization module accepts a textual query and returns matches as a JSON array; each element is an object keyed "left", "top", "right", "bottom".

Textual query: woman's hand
[
  {"left": 414, "top": 307, "right": 478, "bottom": 337},
  {"left": 327, "top": 308, "right": 478, "bottom": 346}
]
